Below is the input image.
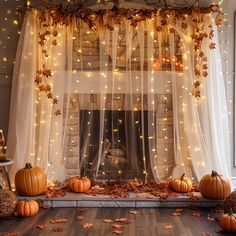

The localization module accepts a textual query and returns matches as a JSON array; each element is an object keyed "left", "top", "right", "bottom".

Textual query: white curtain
[{"left": 8, "top": 10, "right": 232, "bottom": 184}]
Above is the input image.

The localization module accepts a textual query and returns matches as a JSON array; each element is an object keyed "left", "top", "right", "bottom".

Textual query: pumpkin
[
  {"left": 17, "top": 199, "right": 39, "bottom": 217},
  {"left": 199, "top": 170, "right": 231, "bottom": 200},
  {"left": 224, "top": 191, "right": 236, "bottom": 213},
  {"left": 0, "top": 186, "right": 17, "bottom": 218},
  {"left": 220, "top": 212, "right": 236, "bottom": 232},
  {"left": 171, "top": 173, "right": 192, "bottom": 193},
  {"left": 15, "top": 163, "right": 47, "bottom": 196},
  {"left": 70, "top": 177, "right": 91, "bottom": 193}
]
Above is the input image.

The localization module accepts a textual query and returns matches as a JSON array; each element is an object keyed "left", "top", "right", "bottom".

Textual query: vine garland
[{"left": 30, "top": 3, "right": 223, "bottom": 115}]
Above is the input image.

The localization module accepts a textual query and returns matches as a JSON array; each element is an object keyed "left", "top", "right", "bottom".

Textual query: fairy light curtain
[{"left": 7, "top": 7, "right": 232, "bottom": 184}]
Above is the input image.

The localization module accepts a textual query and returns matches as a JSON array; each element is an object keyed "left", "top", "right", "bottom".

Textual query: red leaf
[
  {"left": 50, "top": 218, "right": 67, "bottom": 224},
  {"left": 83, "top": 223, "right": 94, "bottom": 228},
  {"left": 113, "top": 230, "right": 124, "bottom": 234},
  {"left": 115, "top": 218, "right": 131, "bottom": 224},
  {"left": 164, "top": 224, "right": 173, "bottom": 230},
  {"left": 103, "top": 219, "right": 112, "bottom": 223},
  {"left": 175, "top": 208, "right": 184, "bottom": 213},
  {"left": 112, "top": 224, "right": 124, "bottom": 229},
  {"left": 172, "top": 212, "right": 181, "bottom": 216},
  {"left": 37, "top": 224, "right": 47, "bottom": 230},
  {"left": 192, "top": 211, "right": 201, "bottom": 217},
  {"left": 77, "top": 216, "right": 85, "bottom": 221}
]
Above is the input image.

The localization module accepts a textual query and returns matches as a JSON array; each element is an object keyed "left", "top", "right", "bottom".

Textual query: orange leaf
[
  {"left": 83, "top": 223, "right": 94, "bottom": 229},
  {"left": 103, "top": 219, "right": 112, "bottom": 223},
  {"left": 113, "top": 230, "right": 124, "bottom": 234},
  {"left": 112, "top": 224, "right": 124, "bottom": 229},
  {"left": 164, "top": 224, "right": 173, "bottom": 230},
  {"left": 37, "top": 224, "right": 47, "bottom": 230},
  {"left": 115, "top": 218, "right": 131, "bottom": 224},
  {"left": 172, "top": 212, "right": 181, "bottom": 216},
  {"left": 50, "top": 218, "right": 67, "bottom": 224},
  {"left": 209, "top": 42, "right": 216, "bottom": 49},
  {"left": 77, "top": 216, "right": 85, "bottom": 221},
  {"left": 192, "top": 211, "right": 201, "bottom": 217}
]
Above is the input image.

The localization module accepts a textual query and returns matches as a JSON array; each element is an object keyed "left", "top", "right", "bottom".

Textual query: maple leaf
[
  {"left": 199, "top": 51, "right": 205, "bottom": 57},
  {"left": 35, "top": 75, "right": 42, "bottom": 84},
  {"left": 194, "top": 81, "right": 201, "bottom": 88},
  {"left": 112, "top": 224, "right": 124, "bottom": 229},
  {"left": 202, "top": 64, "right": 208, "bottom": 70},
  {"left": 209, "top": 42, "right": 216, "bottom": 49},
  {"left": 77, "top": 216, "right": 85, "bottom": 221},
  {"left": 43, "top": 69, "right": 52, "bottom": 77},
  {"left": 47, "top": 93, "right": 53, "bottom": 99},
  {"left": 103, "top": 219, "right": 112, "bottom": 223},
  {"left": 172, "top": 212, "right": 181, "bottom": 216},
  {"left": 130, "top": 210, "right": 140, "bottom": 215},
  {"left": 39, "top": 85, "right": 46, "bottom": 91},
  {"left": 115, "top": 218, "right": 131, "bottom": 224},
  {"left": 50, "top": 218, "right": 67, "bottom": 224},
  {"left": 175, "top": 208, "right": 184, "bottom": 213},
  {"left": 44, "top": 84, "right": 51, "bottom": 92},
  {"left": 215, "top": 15, "right": 222, "bottom": 26},
  {"left": 156, "top": 26, "right": 163, "bottom": 32},
  {"left": 83, "top": 223, "right": 94, "bottom": 228},
  {"left": 169, "top": 28, "right": 175, "bottom": 33},
  {"left": 52, "top": 39, "right": 58, "bottom": 46},
  {"left": 53, "top": 98, "right": 58, "bottom": 104},
  {"left": 181, "top": 22, "right": 188, "bottom": 30},
  {"left": 192, "top": 211, "right": 201, "bottom": 217},
  {"left": 52, "top": 30, "right": 58, "bottom": 37},
  {"left": 113, "top": 230, "right": 124, "bottom": 235},
  {"left": 164, "top": 224, "right": 173, "bottom": 230},
  {"left": 52, "top": 227, "right": 64, "bottom": 232},
  {"left": 37, "top": 224, "right": 47, "bottom": 230},
  {"left": 202, "top": 71, "right": 208, "bottom": 77},
  {"left": 207, "top": 215, "right": 215, "bottom": 222},
  {"left": 54, "top": 109, "right": 61, "bottom": 116}
]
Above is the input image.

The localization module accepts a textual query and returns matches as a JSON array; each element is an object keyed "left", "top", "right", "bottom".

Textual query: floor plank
[{"left": 0, "top": 208, "right": 233, "bottom": 236}]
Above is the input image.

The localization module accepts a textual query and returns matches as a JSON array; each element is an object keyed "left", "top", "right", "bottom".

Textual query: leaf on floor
[
  {"left": 83, "top": 223, "right": 94, "bottom": 228},
  {"left": 163, "top": 224, "right": 173, "bottom": 230},
  {"left": 172, "top": 212, "right": 181, "bottom": 216},
  {"left": 113, "top": 230, "right": 125, "bottom": 234},
  {"left": 3, "top": 233, "right": 19, "bottom": 236},
  {"left": 192, "top": 210, "right": 201, "bottom": 217},
  {"left": 49, "top": 218, "right": 68, "bottom": 224},
  {"left": 112, "top": 224, "right": 124, "bottom": 229},
  {"left": 77, "top": 215, "right": 85, "bottom": 221},
  {"left": 37, "top": 224, "right": 47, "bottom": 230},
  {"left": 200, "top": 233, "right": 212, "bottom": 236},
  {"left": 207, "top": 215, "right": 216, "bottom": 222},
  {"left": 115, "top": 218, "right": 131, "bottom": 224},
  {"left": 103, "top": 219, "right": 113, "bottom": 223},
  {"left": 130, "top": 210, "right": 140, "bottom": 215},
  {"left": 52, "top": 227, "right": 64, "bottom": 232},
  {"left": 175, "top": 208, "right": 184, "bottom": 213}
]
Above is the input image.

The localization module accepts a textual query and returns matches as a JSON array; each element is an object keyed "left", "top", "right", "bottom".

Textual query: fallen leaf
[
  {"left": 192, "top": 211, "right": 201, "bottom": 217},
  {"left": 209, "top": 42, "right": 216, "bottom": 49},
  {"left": 37, "top": 224, "right": 47, "bottom": 230},
  {"left": 175, "top": 208, "right": 184, "bottom": 213},
  {"left": 112, "top": 224, "right": 124, "bottom": 229},
  {"left": 115, "top": 218, "right": 131, "bottom": 224},
  {"left": 130, "top": 210, "right": 140, "bottom": 215},
  {"left": 164, "top": 224, "right": 173, "bottom": 230},
  {"left": 52, "top": 227, "right": 64, "bottom": 232},
  {"left": 77, "top": 216, "right": 85, "bottom": 221},
  {"left": 207, "top": 215, "right": 215, "bottom": 222},
  {"left": 50, "top": 218, "right": 67, "bottom": 224},
  {"left": 103, "top": 219, "right": 113, "bottom": 223},
  {"left": 83, "top": 223, "right": 94, "bottom": 228},
  {"left": 113, "top": 230, "right": 124, "bottom": 234},
  {"left": 172, "top": 212, "right": 181, "bottom": 216}
]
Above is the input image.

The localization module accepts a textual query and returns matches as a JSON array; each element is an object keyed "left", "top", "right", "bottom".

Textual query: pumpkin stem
[
  {"left": 211, "top": 170, "right": 218, "bottom": 176},
  {"left": 181, "top": 173, "right": 186, "bottom": 180},
  {"left": 25, "top": 163, "right": 33, "bottom": 169}
]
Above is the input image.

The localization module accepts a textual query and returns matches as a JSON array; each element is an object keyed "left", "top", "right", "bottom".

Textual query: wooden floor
[{"left": 0, "top": 208, "right": 233, "bottom": 236}]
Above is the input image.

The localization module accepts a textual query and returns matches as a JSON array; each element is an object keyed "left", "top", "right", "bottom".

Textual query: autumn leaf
[
  {"left": 202, "top": 64, "right": 208, "bottom": 70},
  {"left": 192, "top": 211, "right": 201, "bottom": 217},
  {"left": 202, "top": 71, "right": 208, "bottom": 77},
  {"left": 52, "top": 30, "right": 58, "bottom": 37},
  {"left": 175, "top": 208, "right": 184, "bottom": 213},
  {"left": 164, "top": 224, "right": 173, "bottom": 230},
  {"left": 52, "top": 227, "right": 64, "bottom": 232},
  {"left": 207, "top": 215, "right": 215, "bottom": 222},
  {"left": 103, "top": 219, "right": 112, "bottom": 223},
  {"left": 112, "top": 224, "right": 124, "bottom": 229},
  {"left": 54, "top": 109, "right": 61, "bottom": 116},
  {"left": 130, "top": 210, "right": 140, "bottom": 215},
  {"left": 156, "top": 26, "right": 163, "bottom": 32},
  {"left": 209, "top": 42, "right": 216, "bottom": 49},
  {"left": 37, "top": 224, "right": 47, "bottom": 230},
  {"left": 115, "top": 218, "right": 131, "bottom": 224},
  {"left": 52, "top": 39, "right": 58, "bottom": 46},
  {"left": 172, "top": 212, "right": 181, "bottom": 216},
  {"left": 83, "top": 223, "right": 94, "bottom": 228},
  {"left": 169, "top": 28, "right": 175, "bottom": 33},
  {"left": 35, "top": 75, "right": 43, "bottom": 84},
  {"left": 77, "top": 216, "right": 85, "bottom": 221},
  {"left": 43, "top": 69, "right": 52, "bottom": 77},
  {"left": 47, "top": 93, "right": 53, "bottom": 99},
  {"left": 199, "top": 51, "right": 205, "bottom": 57},
  {"left": 50, "top": 218, "right": 67, "bottom": 224},
  {"left": 181, "top": 22, "right": 188, "bottom": 30},
  {"left": 44, "top": 84, "right": 51, "bottom": 92},
  {"left": 53, "top": 98, "right": 58, "bottom": 104},
  {"left": 113, "top": 230, "right": 124, "bottom": 235}
]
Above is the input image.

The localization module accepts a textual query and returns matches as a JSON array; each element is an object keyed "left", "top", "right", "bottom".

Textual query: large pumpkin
[
  {"left": 70, "top": 177, "right": 91, "bottom": 193},
  {"left": 17, "top": 199, "right": 39, "bottom": 217},
  {"left": 15, "top": 163, "right": 47, "bottom": 196},
  {"left": 0, "top": 186, "right": 17, "bottom": 218},
  {"left": 199, "top": 170, "right": 231, "bottom": 200},
  {"left": 224, "top": 191, "right": 236, "bottom": 213},
  {"left": 171, "top": 173, "right": 192, "bottom": 193},
  {"left": 220, "top": 212, "right": 236, "bottom": 232}
]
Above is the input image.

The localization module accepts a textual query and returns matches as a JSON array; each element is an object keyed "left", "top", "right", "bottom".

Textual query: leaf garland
[{"left": 31, "top": 3, "right": 223, "bottom": 115}]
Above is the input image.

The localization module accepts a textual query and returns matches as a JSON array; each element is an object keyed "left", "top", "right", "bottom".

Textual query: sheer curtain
[
  {"left": 8, "top": 10, "right": 232, "bottom": 184},
  {"left": 8, "top": 11, "right": 75, "bottom": 183}
]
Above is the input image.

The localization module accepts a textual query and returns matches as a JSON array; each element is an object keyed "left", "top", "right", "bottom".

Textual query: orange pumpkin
[
  {"left": 171, "top": 173, "right": 192, "bottom": 193},
  {"left": 220, "top": 212, "right": 236, "bottom": 232},
  {"left": 17, "top": 199, "right": 39, "bottom": 217},
  {"left": 70, "top": 177, "right": 91, "bottom": 193},
  {"left": 15, "top": 163, "right": 47, "bottom": 196},
  {"left": 199, "top": 170, "right": 231, "bottom": 200}
]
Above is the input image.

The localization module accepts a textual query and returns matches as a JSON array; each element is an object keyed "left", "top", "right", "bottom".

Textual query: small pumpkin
[
  {"left": 17, "top": 199, "right": 39, "bottom": 217},
  {"left": 15, "top": 163, "right": 47, "bottom": 196},
  {"left": 199, "top": 170, "right": 231, "bottom": 200},
  {"left": 171, "top": 173, "right": 192, "bottom": 193},
  {"left": 224, "top": 191, "right": 236, "bottom": 213},
  {"left": 220, "top": 211, "right": 236, "bottom": 232},
  {"left": 70, "top": 177, "right": 91, "bottom": 193},
  {"left": 0, "top": 186, "right": 17, "bottom": 218}
]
